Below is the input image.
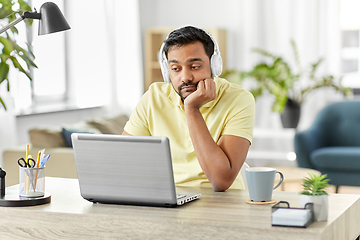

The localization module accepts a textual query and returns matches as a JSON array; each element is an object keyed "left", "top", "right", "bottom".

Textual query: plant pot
[
  {"left": 280, "top": 98, "right": 301, "bottom": 128},
  {"left": 299, "top": 194, "right": 328, "bottom": 221}
]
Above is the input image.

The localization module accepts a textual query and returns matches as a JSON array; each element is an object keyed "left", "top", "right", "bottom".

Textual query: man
[{"left": 123, "top": 26, "right": 255, "bottom": 191}]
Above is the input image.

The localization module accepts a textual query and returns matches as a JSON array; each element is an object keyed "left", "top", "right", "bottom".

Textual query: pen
[
  {"left": 39, "top": 149, "right": 45, "bottom": 164},
  {"left": 39, "top": 154, "right": 50, "bottom": 168}
]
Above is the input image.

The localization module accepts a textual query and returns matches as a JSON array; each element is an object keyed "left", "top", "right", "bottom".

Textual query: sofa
[{"left": 2, "top": 114, "right": 129, "bottom": 187}]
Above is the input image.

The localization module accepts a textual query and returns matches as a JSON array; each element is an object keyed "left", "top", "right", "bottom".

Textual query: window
[
  {"left": 340, "top": 0, "right": 360, "bottom": 91},
  {"left": 6, "top": 0, "right": 67, "bottom": 111},
  {"left": 6, "top": 0, "right": 143, "bottom": 113},
  {"left": 31, "top": 0, "right": 67, "bottom": 104}
]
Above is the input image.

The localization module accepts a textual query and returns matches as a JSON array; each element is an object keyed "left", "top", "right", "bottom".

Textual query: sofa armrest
[
  {"left": 294, "top": 127, "right": 327, "bottom": 169},
  {"left": 2, "top": 146, "right": 77, "bottom": 187}
]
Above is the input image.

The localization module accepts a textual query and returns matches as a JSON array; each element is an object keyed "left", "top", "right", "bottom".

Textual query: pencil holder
[{"left": 19, "top": 166, "right": 45, "bottom": 198}]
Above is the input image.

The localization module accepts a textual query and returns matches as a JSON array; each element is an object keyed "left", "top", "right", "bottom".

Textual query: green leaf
[
  {"left": 25, "top": 43, "right": 36, "bottom": 59},
  {"left": 0, "top": 61, "right": 10, "bottom": 84},
  {"left": 18, "top": 0, "right": 33, "bottom": 12},
  {"left": 0, "top": 96, "right": 7, "bottom": 110},
  {"left": 300, "top": 173, "right": 330, "bottom": 195},
  {"left": 18, "top": 50, "right": 38, "bottom": 69},
  {"left": 8, "top": 56, "right": 32, "bottom": 80},
  {"left": 309, "top": 58, "right": 323, "bottom": 79},
  {"left": 0, "top": 36, "right": 15, "bottom": 55},
  {"left": 6, "top": 36, "right": 38, "bottom": 69},
  {"left": 290, "top": 38, "right": 302, "bottom": 76},
  {"left": 0, "top": 0, "right": 14, "bottom": 19}
]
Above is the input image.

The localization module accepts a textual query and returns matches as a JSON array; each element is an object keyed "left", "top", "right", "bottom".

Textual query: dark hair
[{"left": 163, "top": 26, "right": 214, "bottom": 60}]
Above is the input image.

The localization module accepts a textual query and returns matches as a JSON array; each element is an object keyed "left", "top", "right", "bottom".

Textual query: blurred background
[{"left": 1, "top": 0, "right": 359, "bottom": 178}]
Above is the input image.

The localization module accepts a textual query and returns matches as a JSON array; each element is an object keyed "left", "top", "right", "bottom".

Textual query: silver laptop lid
[{"left": 71, "top": 133, "right": 177, "bottom": 206}]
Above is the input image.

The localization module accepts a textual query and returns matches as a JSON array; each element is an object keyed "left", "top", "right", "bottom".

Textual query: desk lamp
[{"left": 0, "top": 2, "right": 70, "bottom": 35}]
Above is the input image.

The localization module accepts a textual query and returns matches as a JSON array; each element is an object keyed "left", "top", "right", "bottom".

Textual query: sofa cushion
[
  {"left": 29, "top": 122, "right": 100, "bottom": 149},
  {"left": 28, "top": 115, "right": 129, "bottom": 149},
  {"left": 86, "top": 114, "right": 129, "bottom": 134},
  {"left": 61, "top": 128, "right": 94, "bottom": 148},
  {"left": 310, "top": 147, "right": 360, "bottom": 171},
  {"left": 29, "top": 127, "right": 67, "bottom": 148}
]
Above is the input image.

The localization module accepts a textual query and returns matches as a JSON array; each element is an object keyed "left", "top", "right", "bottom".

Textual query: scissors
[{"left": 17, "top": 157, "right": 36, "bottom": 168}]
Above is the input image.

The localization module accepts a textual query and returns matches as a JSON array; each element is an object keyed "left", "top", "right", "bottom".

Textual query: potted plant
[
  {"left": 221, "top": 39, "right": 352, "bottom": 128},
  {"left": 299, "top": 172, "right": 330, "bottom": 222},
  {"left": 0, "top": 0, "right": 37, "bottom": 110}
]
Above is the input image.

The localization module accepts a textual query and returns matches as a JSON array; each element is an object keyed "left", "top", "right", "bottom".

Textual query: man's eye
[
  {"left": 192, "top": 65, "right": 201, "bottom": 69},
  {"left": 171, "top": 67, "right": 179, "bottom": 72}
]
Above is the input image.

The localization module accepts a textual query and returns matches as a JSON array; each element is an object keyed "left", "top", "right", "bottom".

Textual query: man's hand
[{"left": 184, "top": 78, "right": 216, "bottom": 110}]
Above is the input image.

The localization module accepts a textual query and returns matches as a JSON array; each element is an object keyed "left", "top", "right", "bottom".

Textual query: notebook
[{"left": 71, "top": 133, "right": 201, "bottom": 207}]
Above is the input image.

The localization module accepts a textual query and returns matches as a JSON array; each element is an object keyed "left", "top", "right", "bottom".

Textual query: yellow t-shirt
[{"left": 124, "top": 77, "right": 255, "bottom": 189}]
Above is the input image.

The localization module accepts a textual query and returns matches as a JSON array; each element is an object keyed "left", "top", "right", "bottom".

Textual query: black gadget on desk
[{"left": 71, "top": 133, "right": 201, "bottom": 207}]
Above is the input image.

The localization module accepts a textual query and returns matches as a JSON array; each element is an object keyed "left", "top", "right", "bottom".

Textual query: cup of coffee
[{"left": 246, "top": 167, "right": 284, "bottom": 202}]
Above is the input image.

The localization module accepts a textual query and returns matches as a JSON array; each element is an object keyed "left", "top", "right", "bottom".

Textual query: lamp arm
[
  {"left": 0, "top": 11, "right": 41, "bottom": 35},
  {"left": 0, "top": 16, "right": 25, "bottom": 35}
]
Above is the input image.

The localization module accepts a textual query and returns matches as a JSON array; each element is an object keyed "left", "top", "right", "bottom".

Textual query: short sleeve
[
  {"left": 123, "top": 92, "right": 152, "bottom": 136},
  {"left": 222, "top": 90, "right": 255, "bottom": 144}
]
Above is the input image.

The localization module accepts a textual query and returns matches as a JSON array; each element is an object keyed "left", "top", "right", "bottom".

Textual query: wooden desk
[{"left": 0, "top": 177, "right": 359, "bottom": 240}]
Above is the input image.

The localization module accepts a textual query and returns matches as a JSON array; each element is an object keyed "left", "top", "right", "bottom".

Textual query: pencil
[
  {"left": 25, "top": 144, "right": 29, "bottom": 164},
  {"left": 36, "top": 151, "right": 41, "bottom": 168},
  {"left": 34, "top": 151, "right": 41, "bottom": 189},
  {"left": 25, "top": 144, "right": 30, "bottom": 194}
]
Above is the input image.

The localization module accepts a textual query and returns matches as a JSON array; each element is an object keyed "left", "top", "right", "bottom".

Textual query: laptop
[{"left": 71, "top": 133, "right": 201, "bottom": 207}]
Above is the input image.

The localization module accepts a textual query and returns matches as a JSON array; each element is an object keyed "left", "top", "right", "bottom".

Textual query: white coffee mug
[{"left": 246, "top": 167, "right": 284, "bottom": 202}]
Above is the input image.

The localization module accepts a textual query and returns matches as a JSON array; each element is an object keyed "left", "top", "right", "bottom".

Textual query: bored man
[{"left": 123, "top": 26, "right": 255, "bottom": 191}]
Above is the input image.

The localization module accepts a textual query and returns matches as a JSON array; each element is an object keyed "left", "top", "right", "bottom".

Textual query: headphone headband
[{"left": 158, "top": 26, "right": 223, "bottom": 83}]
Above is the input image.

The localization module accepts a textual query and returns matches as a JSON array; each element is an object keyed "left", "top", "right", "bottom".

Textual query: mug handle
[{"left": 273, "top": 171, "right": 284, "bottom": 190}]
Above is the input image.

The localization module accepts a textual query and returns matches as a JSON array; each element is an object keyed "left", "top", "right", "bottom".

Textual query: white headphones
[{"left": 158, "top": 26, "right": 223, "bottom": 83}]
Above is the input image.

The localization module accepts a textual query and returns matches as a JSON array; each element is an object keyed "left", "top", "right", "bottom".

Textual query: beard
[{"left": 176, "top": 82, "right": 199, "bottom": 99}]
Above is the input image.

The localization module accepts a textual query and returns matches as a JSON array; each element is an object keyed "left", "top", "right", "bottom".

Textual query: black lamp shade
[{"left": 38, "top": 2, "right": 70, "bottom": 35}]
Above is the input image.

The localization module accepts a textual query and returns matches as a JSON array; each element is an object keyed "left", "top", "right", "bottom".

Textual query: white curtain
[
  {"left": 103, "top": 0, "right": 143, "bottom": 116},
  {"left": 237, "top": 0, "right": 341, "bottom": 130},
  {"left": 66, "top": 0, "right": 143, "bottom": 116}
]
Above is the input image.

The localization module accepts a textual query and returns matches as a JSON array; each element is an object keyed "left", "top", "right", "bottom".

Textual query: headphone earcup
[
  {"left": 159, "top": 50, "right": 171, "bottom": 83},
  {"left": 210, "top": 53, "right": 223, "bottom": 77}
]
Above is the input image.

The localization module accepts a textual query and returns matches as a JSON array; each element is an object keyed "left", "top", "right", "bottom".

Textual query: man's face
[{"left": 167, "top": 41, "right": 212, "bottom": 99}]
